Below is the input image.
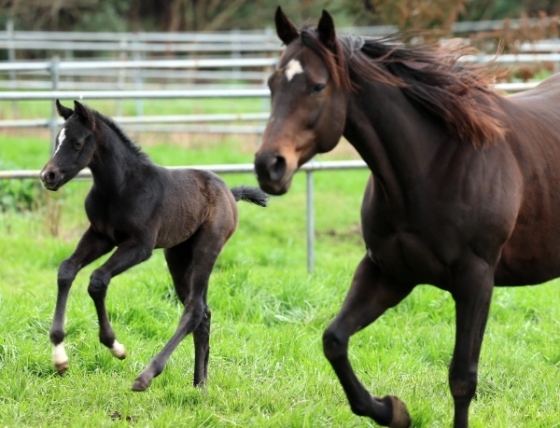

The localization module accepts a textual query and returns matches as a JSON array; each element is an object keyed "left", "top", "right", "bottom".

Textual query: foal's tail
[{"left": 230, "top": 186, "right": 269, "bottom": 207}]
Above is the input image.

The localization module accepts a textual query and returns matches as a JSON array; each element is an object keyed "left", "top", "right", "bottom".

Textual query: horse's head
[
  {"left": 40, "top": 100, "right": 97, "bottom": 191},
  {"left": 254, "top": 7, "right": 349, "bottom": 195}
]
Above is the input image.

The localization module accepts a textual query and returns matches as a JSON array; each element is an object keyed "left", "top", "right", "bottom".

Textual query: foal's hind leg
[
  {"left": 323, "top": 255, "right": 414, "bottom": 428},
  {"left": 50, "top": 227, "right": 114, "bottom": 374},
  {"left": 132, "top": 227, "right": 225, "bottom": 391}
]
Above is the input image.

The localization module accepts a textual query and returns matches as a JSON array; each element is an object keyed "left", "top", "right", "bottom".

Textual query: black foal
[{"left": 40, "top": 100, "right": 268, "bottom": 391}]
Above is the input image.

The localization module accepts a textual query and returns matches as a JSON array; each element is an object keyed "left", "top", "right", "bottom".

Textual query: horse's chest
[{"left": 364, "top": 230, "right": 448, "bottom": 285}]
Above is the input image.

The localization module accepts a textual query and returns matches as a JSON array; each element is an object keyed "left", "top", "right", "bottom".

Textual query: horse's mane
[
  {"left": 299, "top": 26, "right": 507, "bottom": 147},
  {"left": 90, "top": 108, "right": 150, "bottom": 161}
]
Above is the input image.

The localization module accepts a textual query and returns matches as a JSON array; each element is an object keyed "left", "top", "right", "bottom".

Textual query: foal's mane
[
  {"left": 299, "top": 26, "right": 506, "bottom": 147},
  {"left": 89, "top": 108, "right": 150, "bottom": 161}
]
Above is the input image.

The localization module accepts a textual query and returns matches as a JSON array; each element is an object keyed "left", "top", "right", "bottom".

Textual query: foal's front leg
[
  {"left": 87, "top": 238, "right": 153, "bottom": 359},
  {"left": 50, "top": 227, "right": 114, "bottom": 374},
  {"left": 322, "top": 255, "right": 414, "bottom": 428}
]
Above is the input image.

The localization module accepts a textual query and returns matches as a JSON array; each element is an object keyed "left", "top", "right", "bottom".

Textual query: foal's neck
[{"left": 88, "top": 121, "right": 150, "bottom": 192}]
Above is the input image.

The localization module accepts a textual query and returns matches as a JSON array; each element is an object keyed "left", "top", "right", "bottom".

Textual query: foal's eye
[
  {"left": 311, "top": 83, "right": 326, "bottom": 95},
  {"left": 73, "top": 140, "right": 84, "bottom": 150}
]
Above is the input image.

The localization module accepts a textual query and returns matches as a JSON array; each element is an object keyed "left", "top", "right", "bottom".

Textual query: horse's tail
[{"left": 230, "top": 186, "right": 269, "bottom": 207}]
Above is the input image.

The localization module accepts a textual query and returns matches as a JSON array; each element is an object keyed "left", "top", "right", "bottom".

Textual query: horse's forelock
[{"left": 299, "top": 29, "right": 352, "bottom": 91}]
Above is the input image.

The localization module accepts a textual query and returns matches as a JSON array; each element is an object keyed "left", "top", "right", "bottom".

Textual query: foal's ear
[
  {"left": 275, "top": 6, "right": 299, "bottom": 46},
  {"left": 56, "top": 99, "right": 74, "bottom": 120},
  {"left": 73, "top": 100, "right": 95, "bottom": 127},
  {"left": 318, "top": 10, "right": 337, "bottom": 52}
]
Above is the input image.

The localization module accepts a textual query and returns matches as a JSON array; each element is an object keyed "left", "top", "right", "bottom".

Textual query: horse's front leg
[
  {"left": 87, "top": 238, "right": 153, "bottom": 359},
  {"left": 449, "top": 256, "right": 494, "bottom": 428},
  {"left": 50, "top": 227, "right": 114, "bottom": 374},
  {"left": 323, "top": 255, "right": 414, "bottom": 428}
]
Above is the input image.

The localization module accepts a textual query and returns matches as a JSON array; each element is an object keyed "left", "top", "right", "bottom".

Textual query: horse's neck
[
  {"left": 344, "top": 82, "right": 447, "bottom": 202},
  {"left": 89, "top": 126, "right": 147, "bottom": 193}
]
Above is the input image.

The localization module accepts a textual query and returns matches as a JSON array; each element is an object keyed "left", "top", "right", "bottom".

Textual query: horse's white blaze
[
  {"left": 110, "top": 340, "right": 127, "bottom": 359},
  {"left": 54, "top": 127, "right": 66, "bottom": 155},
  {"left": 52, "top": 343, "right": 68, "bottom": 366},
  {"left": 285, "top": 59, "right": 304, "bottom": 81}
]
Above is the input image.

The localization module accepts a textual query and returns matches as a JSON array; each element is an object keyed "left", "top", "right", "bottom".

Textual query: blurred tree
[{"left": 1, "top": 0, "right": 560, "bottom": 32}]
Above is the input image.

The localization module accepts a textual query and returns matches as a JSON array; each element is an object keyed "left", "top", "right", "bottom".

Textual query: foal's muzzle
[
  {"left": 254, "top": 152, "right": 290, "bottom": 195},
  {"left": 40, "top": 165, "right": 63, "bottom": 191}
]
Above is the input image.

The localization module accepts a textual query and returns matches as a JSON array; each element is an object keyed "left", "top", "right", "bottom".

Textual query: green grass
[
  {"left": 0, "top": 98, "right": 266, "bottom": 121},
  {"left": 1, "top": 133, "right": 560, "bottom": 427}
]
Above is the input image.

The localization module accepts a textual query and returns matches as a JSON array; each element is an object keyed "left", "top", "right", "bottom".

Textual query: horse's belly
[{"left": 495, "top": 239, "right": 560, "bottom": 285}]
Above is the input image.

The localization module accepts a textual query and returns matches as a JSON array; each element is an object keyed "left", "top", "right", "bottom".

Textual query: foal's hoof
[
  {"left": 131, "top": 378, "right": 150, "bottom": 392},
  {"left": 109, "top": 341, "right": 127, "bottom": 360},
  {"left": 383, "top": 395, "right": 411, "bottom": 428},
  {"left": 55, "top": 361, "right": 69, "bottom": 375}
]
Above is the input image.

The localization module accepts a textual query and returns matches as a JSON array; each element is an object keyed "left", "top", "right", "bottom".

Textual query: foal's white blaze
[
  {"left": 52, "top": 343, "right": 69, "bottom": 370},
  {"left": 54, "top": 127, "right": 66, "bottom": 155},
  {"left": 110, "top": 340, "right": 127, "bottom": 359},
  {"left": 285, "top": 59, "right": 304, "bottom": 81}
]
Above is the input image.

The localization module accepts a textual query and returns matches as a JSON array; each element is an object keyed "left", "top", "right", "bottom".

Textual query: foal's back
[{"left": 154, "top": 167, "right": 238, "bottom": 249}]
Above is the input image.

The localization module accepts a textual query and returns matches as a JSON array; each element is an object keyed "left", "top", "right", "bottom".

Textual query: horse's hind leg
[
  {"left": 322, "top": 255, "right": 413, "bottom": 428},
  {"left": 50, "top": 227, "right": 114, "bottom": 374},
  {"left": 132, "top": 227, "right": 225, "bottom": 391}
]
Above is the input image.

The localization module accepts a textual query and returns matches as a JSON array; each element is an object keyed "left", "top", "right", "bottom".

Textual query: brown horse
[{"left": 254, "top": 7, "right": 560, "bottom": 428}]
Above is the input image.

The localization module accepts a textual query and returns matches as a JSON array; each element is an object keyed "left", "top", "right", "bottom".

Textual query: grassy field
[{"left": 1, "top": 129, "right": 560, "bottom": 428}]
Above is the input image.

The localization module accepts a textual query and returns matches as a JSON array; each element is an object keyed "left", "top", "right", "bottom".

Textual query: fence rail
[{"left": 2, "top": 20, "right": 557, "bottom": 270}]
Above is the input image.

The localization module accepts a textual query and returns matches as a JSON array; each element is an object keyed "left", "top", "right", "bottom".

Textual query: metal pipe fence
[{"left": 0, "top": 27, "right": 551, "bottom": 270}]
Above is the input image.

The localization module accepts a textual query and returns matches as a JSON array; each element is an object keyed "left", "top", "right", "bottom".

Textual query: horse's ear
[
  {"left": 73, "top": 100, "right": 95, "bottom": 128},
  {"left": 317, "top": 10, "right": 336, "bottom": 52},
  {"left": 275, "top": 6, "right": 299, "bottom": 46},
  {"left": 56, "top": 99, "right": 73, "bottom": 120}
]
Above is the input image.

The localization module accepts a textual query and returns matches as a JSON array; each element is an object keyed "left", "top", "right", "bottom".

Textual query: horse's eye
[
  {"left": 311, "top": 83, "right": 326, "bottom": 95},
  {"left": 73, "top": 140, "right": 83, "bottom": 150}
]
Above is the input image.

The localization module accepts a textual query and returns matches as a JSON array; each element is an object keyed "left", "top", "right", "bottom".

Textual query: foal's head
[
  {"left": 254, "top": 7, "right": 350, "bottom": 195},
  {"left": 40, "top": 100, "right": 97, "bottom": 191}
]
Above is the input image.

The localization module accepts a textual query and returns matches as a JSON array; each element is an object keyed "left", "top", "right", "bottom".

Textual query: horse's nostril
[{"left": 268, "top": 155, "right": 287, "bottom": 182}]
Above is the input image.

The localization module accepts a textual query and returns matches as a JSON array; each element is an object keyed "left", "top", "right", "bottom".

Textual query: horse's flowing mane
[
  {"left": 90, "top": 108, "right": 150, "bottom": 161},
  {"left": 299, "top": 26, "right": 507, "bottom": 147}
]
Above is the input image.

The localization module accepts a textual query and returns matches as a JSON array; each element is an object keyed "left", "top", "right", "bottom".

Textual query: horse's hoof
[
  {"left": 386, "top": 395, "right": 411, "bottom": 428},
  {"left": 131, "top": 378, "right": 150, "bottom": 392},
  {"left": 55, "top": 361, "right": 69, "bottom": 375}
]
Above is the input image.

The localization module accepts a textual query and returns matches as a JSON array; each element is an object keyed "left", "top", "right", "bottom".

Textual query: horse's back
[
  {"left": 494, "top": 73, "right": 560, "bottom": 285},
  {"left": 509, "top": 72, "right": 560, "bottom": 99}
]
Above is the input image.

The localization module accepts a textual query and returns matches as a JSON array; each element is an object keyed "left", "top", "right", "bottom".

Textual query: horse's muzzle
[
  {"left": 254, "top": 152, "right": 290, "bottom": 195},
  {"left": 40, "top": 166, "right": 63, "bottom": 191}
]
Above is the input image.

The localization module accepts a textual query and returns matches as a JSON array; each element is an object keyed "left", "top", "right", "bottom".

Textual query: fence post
[
  {"left": 133, "top": 33, "right": 144, "bottom": 116},
  {"left": 116, "top": 36, "right": 127, "bottom": 116},
  {"left": 231, "top": 28, "right": 241, "bottom": 82},
  {"left": 49, "top": 56, "right": 60, "bottom": 153},
  {"left": 306, "top": 166, "right": 315, "bottom": 273},
  {"left": 7, "top": 19, "right": 18, "bottom": 118}
]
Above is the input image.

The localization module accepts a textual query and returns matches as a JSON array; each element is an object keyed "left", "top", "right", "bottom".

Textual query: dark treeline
[{"left": 1, "top": 0, "right": 560, "bottom": 32}]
